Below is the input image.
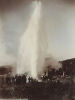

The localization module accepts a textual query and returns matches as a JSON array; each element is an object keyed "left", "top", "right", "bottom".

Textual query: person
[
  {"left": 21, "top": 74, "right": 26, "bottom": 84},
  {"left": 6, "top": 72, "right": 11, "bottom": 85},
  {"left": 28, "top": 76, "right": 33, "bottom": 83},
  {"left": 15, "top": 74, "right": 21, "bottom": 85},
  {"left": 11, "top": 75, "right": 15, "bottom": 86}
]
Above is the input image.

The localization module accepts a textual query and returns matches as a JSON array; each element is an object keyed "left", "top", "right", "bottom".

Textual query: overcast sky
[{"left": 0, "top": 0, "right": 75, "bottom": 65}]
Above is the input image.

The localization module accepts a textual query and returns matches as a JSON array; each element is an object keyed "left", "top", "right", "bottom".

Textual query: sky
[{"left": 0, "top": 0, "right": 75, "bottom": 66}]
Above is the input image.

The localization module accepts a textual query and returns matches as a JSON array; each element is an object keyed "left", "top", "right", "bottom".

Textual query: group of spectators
[
  {"left": 2, "top": 73, "right": 35, "bottom": 86},
  {"left": 2, "top": 67, "right": 70, "bottom": 86}
]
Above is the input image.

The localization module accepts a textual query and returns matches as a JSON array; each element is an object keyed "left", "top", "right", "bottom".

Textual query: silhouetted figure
[
  {"left": 28, "top": 77, "right": 33, "bottom": 83},
  {"left": 15, "top": 75, "right": 22, "bottom": 85},
  {"left": 6, "top": 75, "right": 11, "bottom": 85},
  {"left": 48, "top": 70, "right": 53, "bottom": 80},
  {"left": 21, "top": 74, "right": 26, "bottom": 84},
  {"left": 28, "top": 77, "right": 31, "bottom": 83},
  {"left": 11, "top": 75, "right": 15, "bottom": 86},
  {"left": 42, "top": 72, "right": 48, "bottom": 81},
  {"left": 59, "top": 68, "right": 63, "bottom": 75}
]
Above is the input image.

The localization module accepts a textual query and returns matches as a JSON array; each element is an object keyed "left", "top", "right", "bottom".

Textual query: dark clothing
[{"left": 21, "top": 75, "right": 26, "bottom": 84}]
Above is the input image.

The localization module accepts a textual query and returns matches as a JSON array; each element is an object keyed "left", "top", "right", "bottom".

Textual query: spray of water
[
  {"left": 17, "top": 0, "right": 43, "bottom": 78},
  {"left": 16, "top": 0, "right": 62, "bottom": 79}
]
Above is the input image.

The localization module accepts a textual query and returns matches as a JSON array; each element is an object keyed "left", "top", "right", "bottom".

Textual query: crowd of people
[
  {"left": 1, "top": 67, "right": 71, "bottom": 87},
  {"left": 2, "top": 73, "right": 35, "bottom": 86}
]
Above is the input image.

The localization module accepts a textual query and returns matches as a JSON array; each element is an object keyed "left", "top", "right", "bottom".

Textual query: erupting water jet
[{"left": 16, "top": 0, "right": 47, "bottom": 79}]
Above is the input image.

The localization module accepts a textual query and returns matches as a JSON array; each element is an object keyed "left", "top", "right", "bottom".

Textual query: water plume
[
  {"left": 16, "top": 0, "right": 63, "bottom": 79},
  {"left": 17, "top": 0, "right": 43, "bottom": 78}
]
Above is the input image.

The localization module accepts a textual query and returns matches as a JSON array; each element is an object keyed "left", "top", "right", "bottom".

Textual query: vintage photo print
[{"left": 0, "top": 0, "right": 74, "bottom": 100}]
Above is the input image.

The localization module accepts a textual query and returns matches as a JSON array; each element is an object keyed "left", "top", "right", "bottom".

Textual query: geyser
[
  {"left": 16, "top": 0, "right": 61, "bottom": 79},
  {"left": 17, "top": 0, "right": 47, "bottom": 78}
]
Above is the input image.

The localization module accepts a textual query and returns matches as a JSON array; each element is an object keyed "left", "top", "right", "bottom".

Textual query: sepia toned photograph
[{"left": 0, "top": 0, "right": 74, "bottom": 100}]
